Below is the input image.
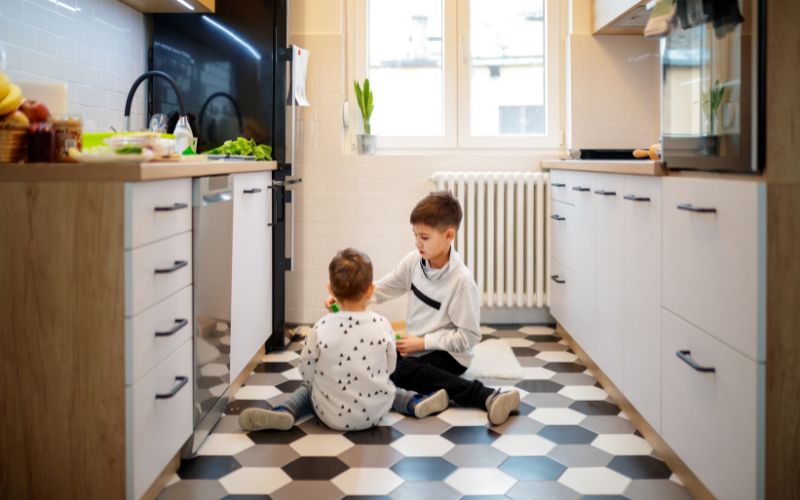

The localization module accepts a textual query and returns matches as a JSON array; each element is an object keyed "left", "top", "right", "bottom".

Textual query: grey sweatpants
[{"left": 278, "top": 385, "right": 418, "bottom": 419}]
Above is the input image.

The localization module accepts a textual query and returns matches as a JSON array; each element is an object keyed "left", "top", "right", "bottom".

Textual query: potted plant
[
  {"left": 701, "top": 79, "right": 726, "bottom": 156},
  {"left": 354, "top": 78, "right": 375, "bottom": 154}
]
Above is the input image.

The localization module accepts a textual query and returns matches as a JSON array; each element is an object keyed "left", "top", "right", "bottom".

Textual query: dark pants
[{"left": 391, "top": 350, "right": 495, "bottom": 409}]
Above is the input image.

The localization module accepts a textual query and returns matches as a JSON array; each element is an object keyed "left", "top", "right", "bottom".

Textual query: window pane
[
  {"left": 470, "top": 0, "right": 546, "bottom": 136},
  {"left": 368, "top": 0, "right": 443, "bottom": 136}
]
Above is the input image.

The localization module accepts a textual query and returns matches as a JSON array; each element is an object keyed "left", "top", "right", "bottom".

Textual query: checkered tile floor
[{"left": 158, "top": 325, "right": 692, "bottom": 499}]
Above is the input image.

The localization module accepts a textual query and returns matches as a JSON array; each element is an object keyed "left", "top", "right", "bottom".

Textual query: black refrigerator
[{"left": 150, "top": 0, "right": 296, "bottom": 353}]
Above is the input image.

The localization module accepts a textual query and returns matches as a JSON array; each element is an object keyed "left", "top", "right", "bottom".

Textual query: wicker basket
[{"left": 0, "top": 128, "right": 27, "bottom": 163}]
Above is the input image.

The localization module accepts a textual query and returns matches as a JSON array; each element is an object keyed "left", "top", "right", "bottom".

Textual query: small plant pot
[{"left": 357, "top": 134, "right": 376, "bottom": 155}]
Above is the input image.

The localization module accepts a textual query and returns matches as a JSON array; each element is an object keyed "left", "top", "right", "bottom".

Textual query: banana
[
  {"left": 0, "top": 84, "right": 23, "bottom": 116},
  {"left": 0, "top": 72, "right": 10, "bottom": 102}
]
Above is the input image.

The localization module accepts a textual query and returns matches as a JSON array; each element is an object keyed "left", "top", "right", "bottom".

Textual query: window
[{"left": 349, "top": 0, "right": 561, "bottom": 150}]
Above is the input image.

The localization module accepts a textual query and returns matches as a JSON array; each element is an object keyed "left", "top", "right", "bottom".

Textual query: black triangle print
[
  {"left": 340, "top": 323, "right": 344, "bottom": 327},
  {"left": 348, "top": 316, "right": 353, "bottom": 321},
  {"left": 356, "top": 321, "right": 360, "bottom": 325},
  {"left": 347, "top": 356, "right": 351, "bottom": 361},
  {"left": 362, "top": 355, "right": 366, "bottom": 360}
]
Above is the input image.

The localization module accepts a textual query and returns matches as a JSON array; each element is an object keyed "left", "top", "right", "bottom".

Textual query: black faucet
[{"left": 123, "top": 70, "right": 186, "bottom": 132}]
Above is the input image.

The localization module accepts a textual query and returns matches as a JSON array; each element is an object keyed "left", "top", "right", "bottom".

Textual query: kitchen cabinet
[
  {"left": 549, "top": 169, "right": 662, "bottom": 430},
  {"left": 593, "top": 0, "right": 649, "bottom": 35},
  {"left": 0, "top": 161, "right": 275, "bottom": 500},
  {"left": 621, "top": 175, "right": 662, "bottom": 430},
  {"left": 117, "top": 0, "right": 214, "bottom": 13},
  {"left": 661, "top": 309, "right": 761, "bottom": 500},
  {"left": 591, "top": 174, "right": 625, "bottom": 388},
  {"left": 547, "top": 168, "right": 767, "bottom": 499},
  {"left": 230, "top": 171, "right": 273, "bottom": 382}
]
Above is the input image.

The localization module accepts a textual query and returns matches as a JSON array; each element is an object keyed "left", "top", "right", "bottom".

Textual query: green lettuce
[{"left": 206, "top": 137, "right": 272, "bottom": 161}]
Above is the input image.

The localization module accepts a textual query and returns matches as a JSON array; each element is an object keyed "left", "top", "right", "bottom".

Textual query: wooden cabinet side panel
[
  {"left": 765, "top": 184, "right": 800, "bottom": 499},
  {"left": 0, "top": 182, "right": 125, "bottom": 499}
]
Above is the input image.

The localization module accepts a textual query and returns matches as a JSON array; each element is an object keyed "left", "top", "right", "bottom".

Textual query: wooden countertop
[
  {"left": 541, "top": 160, "right": 665, "bottom": 176},
  {"left": 0, "top": 159, "right": 278, "bottom": 182}
]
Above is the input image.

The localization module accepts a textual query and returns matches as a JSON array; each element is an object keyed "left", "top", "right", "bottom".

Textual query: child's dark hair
[
  {"left": 328, "top": 248, "right": 373, "bottom": 302},
  {"left": 410, "top": 191, "right": 463, "bottom": 230}
]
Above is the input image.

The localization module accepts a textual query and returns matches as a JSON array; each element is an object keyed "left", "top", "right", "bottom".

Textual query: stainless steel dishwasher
[{"left": 183, "top": 174, "right": 234, "bottom": 457}]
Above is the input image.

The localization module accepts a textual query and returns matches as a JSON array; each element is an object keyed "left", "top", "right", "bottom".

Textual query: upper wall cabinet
[
  {"left": 118, "top": 0, "right": 215, "bottom": 13},
  {"left": 593, "top": 0, "right": 649, "bottom": 34}
]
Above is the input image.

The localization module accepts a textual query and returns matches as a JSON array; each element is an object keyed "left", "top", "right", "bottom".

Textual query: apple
[
  {"left": 0, "top": 110, "right": 30, "bottom": 128},
  {"left": 19, "top": 99, "right": 49, "bottom": 123}
]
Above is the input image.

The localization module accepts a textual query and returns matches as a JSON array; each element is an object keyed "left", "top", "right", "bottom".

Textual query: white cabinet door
[
  {"left": 662, "top": 177, "right": 765, "bottom": 361},
  {"left": 568, "top": 172, "right": 596, "bottom": 357},
  {"left": 661, "top": 309, "right": 761, "bottom": 500},
  {"left": 622, "top": 175, "right": 662, "bottom": 431},
  {"left": 591, "top": 174, "right": 625, "bottom": 387},
  {"left": 230, "top": 171, "right": 272, "bottom": 381}
]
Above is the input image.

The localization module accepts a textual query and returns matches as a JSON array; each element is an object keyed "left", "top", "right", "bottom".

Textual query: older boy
[{"left": 328, "top": 192, "right": 520, "bottom": 425}]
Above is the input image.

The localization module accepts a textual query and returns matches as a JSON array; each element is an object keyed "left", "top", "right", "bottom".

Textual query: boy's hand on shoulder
[
  {"left": 324, "top": 295, "right": 336, "bottom": 312},
  {"left": 396, "top": 335, "right": 425, "bottom": 356}
]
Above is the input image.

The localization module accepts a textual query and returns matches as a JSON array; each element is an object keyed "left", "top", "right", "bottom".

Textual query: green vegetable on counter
[
  {"left": 205, "top": 137, "right": 273, "bottom": 160},
  {"left": 116, "top": 145, "right": 143, "bottom": 155}
]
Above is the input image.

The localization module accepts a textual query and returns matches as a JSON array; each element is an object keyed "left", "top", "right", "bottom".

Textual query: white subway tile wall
[
  {"left": 568, "top": 34, "right": 660, "bottom": 150},
  {"left": 285, "top": 33, "right": 554, "bottom": 325},
  {"left": 0, "top": 0, "right": 147, "bottom": 132}
]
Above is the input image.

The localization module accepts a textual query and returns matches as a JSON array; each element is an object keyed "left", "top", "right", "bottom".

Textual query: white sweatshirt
[
  {"left": 373, "top": 247, "right": 481, "bottom": 367},
  {"left": 299, "top": 310, "right": 397, "bottom": 431}
]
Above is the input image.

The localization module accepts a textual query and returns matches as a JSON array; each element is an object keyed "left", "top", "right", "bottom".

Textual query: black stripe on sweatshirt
[{"left": 410, "top": 283, "right": 441, "bottom": 310}]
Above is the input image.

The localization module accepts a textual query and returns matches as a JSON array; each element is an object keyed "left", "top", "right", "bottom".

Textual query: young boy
[
  {"left": 329, "top": 192, "right": 520, "bottom": 425},
  {"left": 239, "top": 248, "right": 448, "bottom": 432}
]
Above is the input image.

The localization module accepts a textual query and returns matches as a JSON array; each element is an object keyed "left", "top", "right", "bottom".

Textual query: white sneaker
[
  {"left": 413, "top": 389, "right": 450, "bottom": 418},
  {"left": 487, "top": 390, "right": 520, "bottom": 426},
  {"left": 238, "top": 408, "right": 295, "bottom": 431}
]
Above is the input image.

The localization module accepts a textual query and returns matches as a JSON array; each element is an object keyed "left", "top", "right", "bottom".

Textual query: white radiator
[{"left": 430, "top": 172, "right": 548, "bottom": 308}]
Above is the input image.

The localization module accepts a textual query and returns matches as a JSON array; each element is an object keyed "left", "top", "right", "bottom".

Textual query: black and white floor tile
[{"left": 158, "top": 325, "right": 692, "bottom": 499}]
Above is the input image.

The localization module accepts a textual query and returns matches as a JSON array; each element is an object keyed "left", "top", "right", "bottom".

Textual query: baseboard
[
  {"left": 481, "top": 306, "right": 555, "bottom": 325},
  {"left": 556, "top": 323, "right": 715, "bottom": 500},
  {"left": 232, "top": 344, "right": 267, "bottom": 395},
  {"left": 141, "top": 452, "right": 180, "bottom": 500}
]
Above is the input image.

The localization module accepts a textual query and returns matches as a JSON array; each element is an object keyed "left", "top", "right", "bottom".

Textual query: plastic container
[{"left": 50, "top": 114, "right": 82, "bottom": 162}]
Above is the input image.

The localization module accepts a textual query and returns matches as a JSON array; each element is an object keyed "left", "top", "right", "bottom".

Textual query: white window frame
[{"left": 347, "top": 0, "right": 561, "bottom": 150}]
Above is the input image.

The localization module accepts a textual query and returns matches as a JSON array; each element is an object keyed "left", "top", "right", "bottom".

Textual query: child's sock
[
  {"left": 485, "top": 389, "right": 521, "bottom": 426},
  {"left": 407, "top": 389, "right": 449, "bottom": 418},
  {"left": 238, "top": 406, "right": 295, "bottom": 431}
]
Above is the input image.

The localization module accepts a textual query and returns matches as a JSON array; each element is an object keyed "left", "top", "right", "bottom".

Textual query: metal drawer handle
[
  {"left": 624, "top": 194, "right": 651, "bottom": 202},
  {"left": 572, "top": 186, "right": 590, "bottom": 192},
  {"left": 155, "top": 318, "right": 188, "bottom": 337},
  {"left": 551, "top": 182, "right": 566, "bottom": 188},
  {"left": 155, "top": 260, "right": 188, "bottom": 274},
  {"left": 676, "top": 350, "right": 716, "bottom": 373},
  {"left": 594, "top": 190, "right": 616, "bottom": 196},
  {"left": 677, "top": 203, "right": 716, "bottom": 213},
  {"left": 156, "top": 376, "right": 189, "bottom": 399},
  {"left": 243, "top": 188, "right": 262, "bottom": 194},
  {"left": 550, "top": 274, "right": 566, "bottom": 284},
  {"left": 550, "top": 214, "right": 566, "bottom": 221},
  {"left": 154, "top": 202, "right": 188, "bottom": 212}
]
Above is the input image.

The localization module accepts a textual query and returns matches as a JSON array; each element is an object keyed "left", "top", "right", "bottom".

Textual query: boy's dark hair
[
  {"left": 410, "top": 191, "right": 463, "bottom": 230},
  {"left": 329, "top": 248, "right": 373, "bottom": 302}
]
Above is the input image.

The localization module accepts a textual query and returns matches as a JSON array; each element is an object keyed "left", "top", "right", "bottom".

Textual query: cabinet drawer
[
  {"left": 126, "top": 286, "right": 193, "bottom": 385},
  {"left": 549, "top": 200, "right": 573, "bottom": 268},
  {"left": 662, "top": 177, "right": 765, "bottom": 361},
  {"left": 549, "top": 170, "right": 595, "bottom": 205},
  {"left": 127, "top": 339, "right": 193, "bottom": 500},
  {"left": 125, "top": 179, "right": 192, "bottom": 249},
  {"left": 125, "top": 232, "right": 192, "bottom": 317},
  {"left": 549, "top": 170, "right": 573, "bottom": 204},
  {"left": 661, "top": 309, "right": 762, "bottom": 500}
]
